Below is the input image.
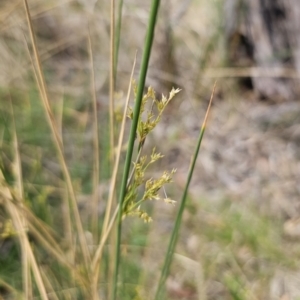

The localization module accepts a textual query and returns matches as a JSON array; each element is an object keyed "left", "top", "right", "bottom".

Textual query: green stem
[
  {"left": 155, "top": 128, "right": 206, "bottom": 299},
  {"left": 112, "top": 1, "right": 161, "bottom": 299},
  {"left": 154, "top": 84, "right": 215, "bottom": 300}
]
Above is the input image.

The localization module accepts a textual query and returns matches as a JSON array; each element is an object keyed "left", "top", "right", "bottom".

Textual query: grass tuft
[{"left": 2, "top": 1, "right": 292, "bottom": 300}]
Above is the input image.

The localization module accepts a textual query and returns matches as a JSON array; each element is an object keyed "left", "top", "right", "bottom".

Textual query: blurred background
[{"left": 1, "top": 0, "right": 300, "bottom": 299}]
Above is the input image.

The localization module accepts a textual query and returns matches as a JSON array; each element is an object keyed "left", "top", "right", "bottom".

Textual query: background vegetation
[{"left": 1, "top": 0, "right": 300, "bottom": 299}]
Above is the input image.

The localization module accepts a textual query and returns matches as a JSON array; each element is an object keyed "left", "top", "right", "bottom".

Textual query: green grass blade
[
  {"left": 112, "top": 1, "right": 161, "bottom": 299},
  {"left": 154, "top": 82, "right": 216, "bottom": 300}
]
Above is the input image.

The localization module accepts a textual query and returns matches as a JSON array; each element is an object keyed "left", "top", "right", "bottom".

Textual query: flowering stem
[{"left": 112, "top": 1, "right": 161, "bottom": 299}]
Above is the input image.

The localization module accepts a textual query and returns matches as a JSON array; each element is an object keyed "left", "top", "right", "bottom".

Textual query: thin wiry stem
[
  {"left": 155, "top": 82, "right": 216, "bottom": 300},
  {"left": 91, "top": 55, "right": 137, "bottom": 299},
  {"left": 2, "top": 192, "right": 89, "bottom": 288},
  {"left": 109, "top": 0, "right": 115, "bottom": 164},
  {"left": 22, "top": 0, "right": 91, "bottom": 272},
  {"left": 88, "top": 24, "right": 100, "bottom": 238},
  {"left": 91, "top": 205, "right": 119, "bottom": 299},
  {"left": 10, "top": 98, "right": 32, "bottom": 299},
  {"left": 114, "top": 0, "right": 124, "bottom": 81},
  {"left": 102, "top": 54, "right": 137, "bottom": 237},
  {"left": 92, "top": 205, "right": 119, "bottom": 270},
  {"left": 1, "top": 176, "right": 48, "bottom": 300},
  {"left": 112, "top": 1, "right": 161, "bottom": 299},
  {"left": 0, "top": 278, "right": 21, "bottom": 299}
]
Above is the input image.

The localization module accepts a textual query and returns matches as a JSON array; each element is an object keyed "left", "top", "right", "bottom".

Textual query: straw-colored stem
[
  {"left": 94, "top": 55, "right": 136, "bottom": 299},
  {"left": 9, "top": 97, "right": 32, "bottom": 299},
  {"left": 22, "top": 0, "right": 91, "bottom": 271},
  {"left": 88, "top": 24, "right": 100, "bottom": 238},
  {"left": 91, "top": 205, "right": 119, "bottom": 299},
  {"left": 4, "top": 198, "right": 48, "bottom": 300},
  {"left": 0, "top": 278, "right": 21, "bottom": 299},
  {"left": 62, "top": 185, "right": 75, "bottom": 271},
  {"left": 40, "top": 267, "right": 59, "bottom": 300},
  {"left": 101, "top": 55, "right": 136, "bottom": 242},
  {"left": 114, "top": 0, "right": 124, "bottom": 81},
  {"left": 5, "top": 196, "right": 89, "bottom": 288}
]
